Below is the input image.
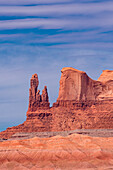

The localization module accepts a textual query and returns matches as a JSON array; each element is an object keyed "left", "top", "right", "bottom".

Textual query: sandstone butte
[
  {"left": 0, "top": 134, "right": 113, "bottom": 170},
  {"left": 1, "top": 67, "right": 113, "bottom": 139}
]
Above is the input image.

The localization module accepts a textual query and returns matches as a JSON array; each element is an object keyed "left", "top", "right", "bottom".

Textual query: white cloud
[{"left": 0, "top": 2, "right": 113, "bottom": 16}]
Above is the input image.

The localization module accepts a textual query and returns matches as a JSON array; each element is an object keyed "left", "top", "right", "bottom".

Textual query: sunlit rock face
[
  {"left": 1, "top": 67, "right": 113, "bottom": 140},
  {"left": 97, "top": 70, "right": 113, "bottom": 100},
  {"left": 57, "top": 67, "right": 98, "bottom": 101},
  {"left": 57, "top": 67, "right": 113, "bottom": 102},
  {"left": 98, "top": 70, "right": 113, "bottom": 82}
]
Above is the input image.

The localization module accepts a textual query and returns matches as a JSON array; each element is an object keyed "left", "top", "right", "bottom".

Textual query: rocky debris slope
[
  {"left": 5, "top": 129, "right": 113, "bottom": 141},
  {"left": 1, "top": 67, "right": 113, "bottom": 139},
  {"left": 0, "top": 134, "right": 113, "bottom": 170}
]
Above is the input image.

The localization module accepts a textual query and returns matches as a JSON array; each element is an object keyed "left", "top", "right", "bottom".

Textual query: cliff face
[
  {"left": 57, "top": 67, "right": 100, "bottom": 101},
  {"left": 1, "top": 67, "right": 113, "bottom": 139},
  {"left": 57, "top": 67, "right": 113, "bottom": 102}
]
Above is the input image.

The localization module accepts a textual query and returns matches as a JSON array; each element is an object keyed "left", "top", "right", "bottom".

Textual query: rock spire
[{"left": 28, "top": 74, "right": 50, "bottom": 111}]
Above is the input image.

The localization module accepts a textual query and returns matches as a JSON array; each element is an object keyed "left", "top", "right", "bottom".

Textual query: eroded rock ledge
[{"left": 1, "top": 67, "right": 113, "bottom": 139}]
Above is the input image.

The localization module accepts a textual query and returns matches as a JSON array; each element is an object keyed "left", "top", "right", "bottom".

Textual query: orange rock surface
[
  {"left": 1, "top": 67, "right": 113, "bottom": 139},
  {"left": 98, "top": 70, "right": 113, "bottom": 82},
  {"left": 0, "top": 134, "right": 113, "bottom": 169},
  {"left": 57, "top": 67, "right": 113, "bottom": 101}
]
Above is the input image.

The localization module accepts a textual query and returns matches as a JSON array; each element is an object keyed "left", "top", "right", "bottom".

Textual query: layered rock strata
[
  {"left": 0, "top": 134, "right": 113, "bottom": 170},
  {"left": 0, "top": 67, "right": 113, "bottom": 139}
]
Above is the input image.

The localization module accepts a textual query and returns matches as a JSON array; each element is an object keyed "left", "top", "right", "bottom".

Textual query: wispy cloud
[
  {"left": 0, "top": 2, "right": 113, "bottom": 16},
  {"left": 0, "top": 0, "right": 72, "bottom": 5},
  {"left": 0, "top": 1, "right": 113, "bottom": 33},
  {"left": 0, "top": 15, "right": 113, "bottom": 30}
]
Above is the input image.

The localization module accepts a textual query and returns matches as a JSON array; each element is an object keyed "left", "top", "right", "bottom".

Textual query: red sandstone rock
[
  {"left": 41, "top": 86, "right": 49, "bottom": 103},
  {"left": 36, "top": 89, "right": 41, "bottom": 102},
  {"left": 57, "top": 67, "right": 113, "bottom": 102},
  {"left": 0, "top": 134, "right": 113, "bottom": 169},
  {"left": 28, "top": 74, "right": 50, "bottom": 112},
  {"left": 57, "top": 67, "right": 96, "bottom": 101},
  {"left": 29, "top": 74, "right": 39, "bottom": 108},
  {"left": 0, "top": 67, "right": 113, "bottom": 139},
  {"left": 98, "top": 70, "right": 113, "bottom": 82}
]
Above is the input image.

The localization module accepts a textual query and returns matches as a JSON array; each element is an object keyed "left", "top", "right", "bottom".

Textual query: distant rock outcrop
[{"left": 0, "top": 67, "right": 113, "bottom": 139}]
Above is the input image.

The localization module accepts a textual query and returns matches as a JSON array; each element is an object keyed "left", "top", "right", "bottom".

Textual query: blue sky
[{"left": 0, "top": 0, "right": 113, "bottom": 131}]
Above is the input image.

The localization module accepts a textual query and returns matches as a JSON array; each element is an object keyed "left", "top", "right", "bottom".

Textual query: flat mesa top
[{"left": 61, "top": 67, "right": 85, "bottom": 73}]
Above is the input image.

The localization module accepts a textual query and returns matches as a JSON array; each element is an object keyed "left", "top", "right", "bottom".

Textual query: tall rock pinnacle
[
  {"left": 41, "top": 86, "right": 49, "bottom": 103},
  {"left": 29, "top": 74, "right": 39, "bottom": 102},
  {"left": 28, "top": 74, "right": 50, "bottom": 111}
]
